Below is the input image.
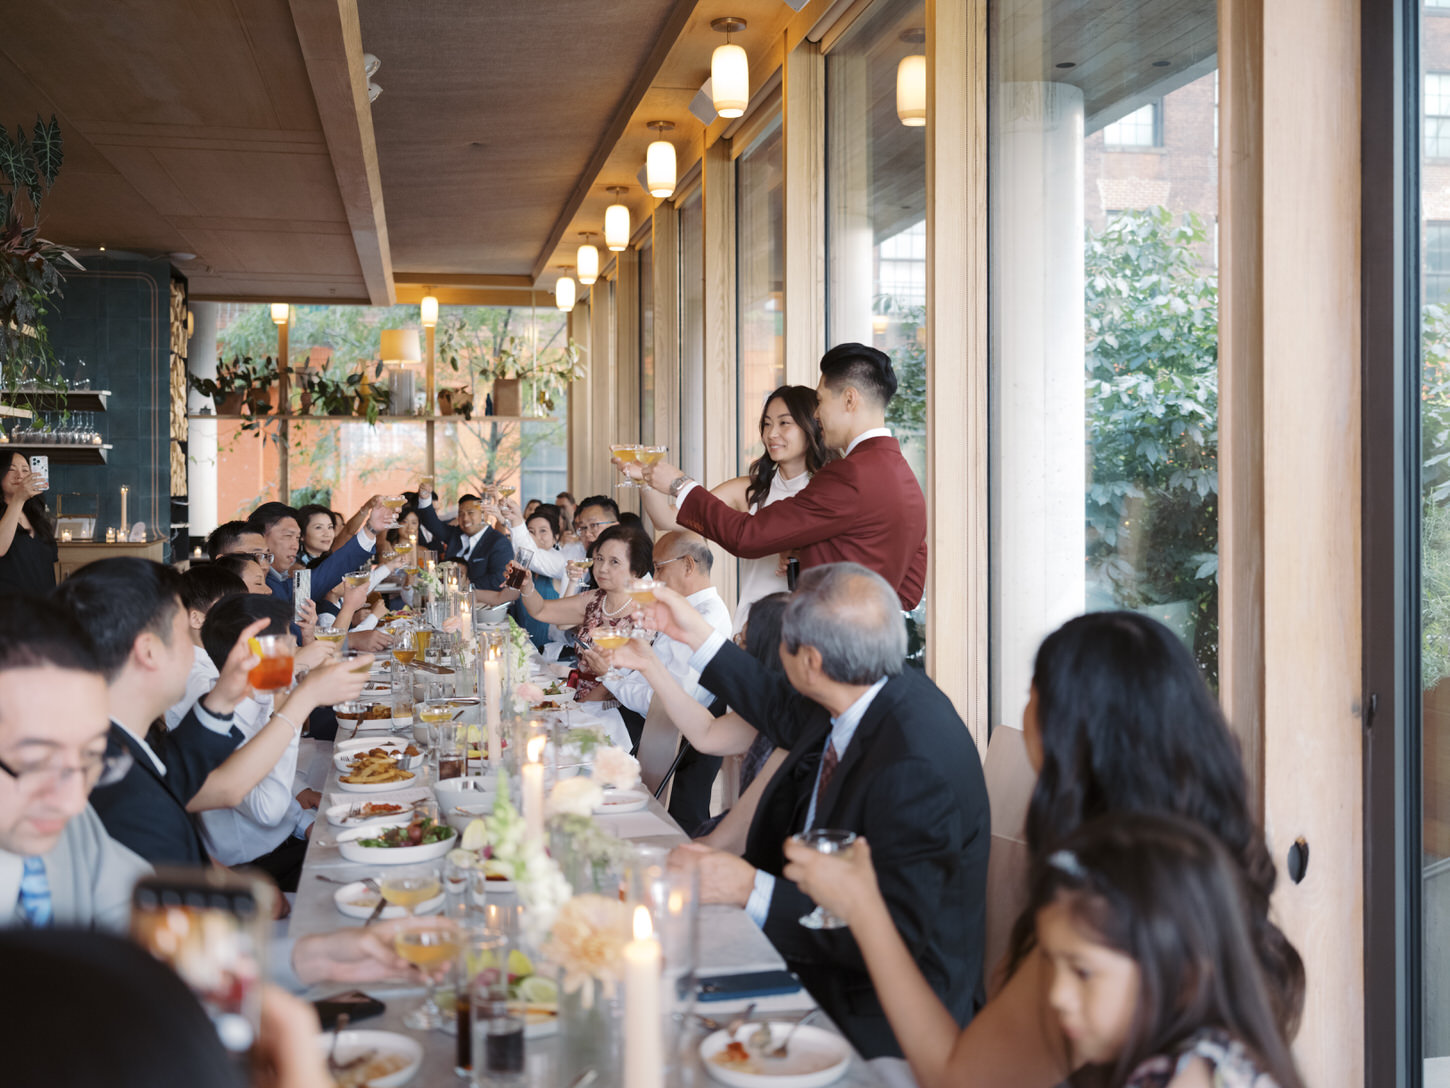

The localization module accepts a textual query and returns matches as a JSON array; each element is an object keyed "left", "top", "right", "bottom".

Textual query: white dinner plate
[
  {"left": 325, "top": 788, "right": 431, "bottom": 828},
  {"left": 335, "top": 768, "right": 419, "bottom": 793},
  {"left": 700, "top": 1023, "right": 850, "bottom": 1088},
  {"left": 335, "top": 820, "right": 457, "bottom": 864},
  {"left": 333, "top": 747, "right": 423, "bottom": 773},
  {"left": 594, "top": 788, "right": 650, "bottom": 815},
  {"left": 335, "top": 736, "right": 407, "bottom": 755},
  {"left": 315, "top": 1029, "right": 422, "bottom": 1087},
  {"left": 332, "top": 880, "right": 445, "bottom": 921}
]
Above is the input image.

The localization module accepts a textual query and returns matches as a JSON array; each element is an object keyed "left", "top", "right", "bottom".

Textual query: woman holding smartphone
[{"left": 0, "top": 451, "right": 57, "bottom": 596}]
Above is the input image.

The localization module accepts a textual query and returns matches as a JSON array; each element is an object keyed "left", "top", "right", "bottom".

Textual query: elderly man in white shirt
[{"left": 588, "top": 531, "right": 732, "bottom": 830}]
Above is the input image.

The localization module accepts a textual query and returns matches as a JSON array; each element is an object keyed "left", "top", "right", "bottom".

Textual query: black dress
[{"left": 0, "top": 509, "right": 58, "bottom": 596}]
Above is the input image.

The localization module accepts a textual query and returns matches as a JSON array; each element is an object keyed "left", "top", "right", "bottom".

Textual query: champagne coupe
[
  {"left": 637, "top": 445, "right": 668, "bottom": 482},
  {"left": 381, "top": 494, "right": 406, "bottom": 527},
  {"left": 792, "top": 829, "right": 859, "bottom": 929},
  {"left": 394, "top": 921, "right": 461, "bottom": 1030},
  {"left": 590, "top": 625, "right": 633, "bottom": 681},
  {"left": 610, "top": 443, "right": 642, "bottom": 489},
  {"left": 565, "top": 557, "right": 593, "bottom": 583}
]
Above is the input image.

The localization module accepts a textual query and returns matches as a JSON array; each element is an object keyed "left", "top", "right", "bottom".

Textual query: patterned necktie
[
  {"left": 814, "top": 739, "right": 839, "bottom": 816},
  {"left": 17, "top": 856, "right": 52, "bottom": 928}
]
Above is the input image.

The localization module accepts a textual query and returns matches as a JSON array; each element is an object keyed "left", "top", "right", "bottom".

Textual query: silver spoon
[{"left": 724, "top": 1001, "right": 757, "bottom": 1040}]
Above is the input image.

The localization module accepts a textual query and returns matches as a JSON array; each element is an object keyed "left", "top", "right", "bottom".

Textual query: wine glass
[
  {"left": 791, "top": 829, "right": 859, "bottom": 929},
  {"left": 379, "top": 863, "right": 444, "bottom": 917},
  {"left": 381, "top": 494, "right": 405, "bottom": 527}
]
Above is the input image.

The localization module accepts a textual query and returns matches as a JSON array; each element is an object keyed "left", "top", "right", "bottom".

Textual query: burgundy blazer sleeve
[
  {"left": 900, "top": 538, "right": 927, "bottom": 609},
  {"left": 676, "top": 465, "right": 854, "bottom": 558}
]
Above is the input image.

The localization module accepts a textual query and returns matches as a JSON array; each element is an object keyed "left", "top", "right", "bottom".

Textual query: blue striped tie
[{"left": 18, "top": 856, "right": 52, "bottom": 927}]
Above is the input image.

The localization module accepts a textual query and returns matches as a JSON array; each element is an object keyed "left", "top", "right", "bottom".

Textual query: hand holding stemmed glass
[
  {"left": 789, "top": 830, "right": 860, "bottom": 929},
  {"left": 610, "top": 443, "right": 642, "bottom": 489}
]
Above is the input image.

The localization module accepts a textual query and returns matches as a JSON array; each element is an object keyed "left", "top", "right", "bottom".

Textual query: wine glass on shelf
[
  {"left": 610, "top": 443, "right": 641, "bottom": 489},
  {"left": 791, "top": 829, "right": 859, "bottom": 929}
]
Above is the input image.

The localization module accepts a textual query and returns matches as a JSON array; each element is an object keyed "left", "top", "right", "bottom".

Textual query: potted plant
[
  {"left": 479, "top": 334, "right": 527, "bottom": 416},
  {"left": 0, "top": 115, "right": 81, "bottom": 402},
  {"left": 188, "top": 355, "right": 280, "bottom": 427},
  {"left": 528, "top": 338, "right": 587, "bottom": 414}
]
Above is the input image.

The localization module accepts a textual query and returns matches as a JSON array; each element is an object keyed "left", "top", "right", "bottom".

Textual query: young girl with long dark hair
[{"left": 1030, "top": 812, "right": 1304, "bottom": 1088}]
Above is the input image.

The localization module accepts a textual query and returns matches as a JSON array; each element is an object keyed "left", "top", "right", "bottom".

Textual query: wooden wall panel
[
  {"left": 1219, "top": 0, "right": 1363, "bottom": 1081},
  {"left": 924, "top": 0, "right": 988, "bottom": 749},
  {"left": 614, "top": 247, "right": 642, "bottom": 516},
  {"left": 652, "top": 204, "right": 682, "bottom": 467},
  {"left": 589, "top": 279, "right": 616, "bottom": 500},
  {"left": 784, "top": 37, "right": 827, "bottom": 387},
  {"left": 703, "top": 137, "right": 739, "bottom": 609},
  {"left": 567, "top": 298, "right": 592, "bottom": 498}
]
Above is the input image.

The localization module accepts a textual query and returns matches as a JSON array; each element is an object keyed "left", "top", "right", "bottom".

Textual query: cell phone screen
[{"left": 130, "top": 870, "right": 272, "bottom": 1056}]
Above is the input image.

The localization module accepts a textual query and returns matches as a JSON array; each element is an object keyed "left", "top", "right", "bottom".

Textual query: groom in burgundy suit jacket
[{"left": 643, "top": 343, "right": 928, "bottom": 609}]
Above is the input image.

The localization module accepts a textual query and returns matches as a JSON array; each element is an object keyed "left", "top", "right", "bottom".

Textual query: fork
[{"left": 764, "top": 1009, "right": 821, "bottom": 1059}]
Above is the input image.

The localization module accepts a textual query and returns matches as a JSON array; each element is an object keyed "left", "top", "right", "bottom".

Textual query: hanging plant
[{"left": 0, "top": 115, "right": 81, "bottom": 404}]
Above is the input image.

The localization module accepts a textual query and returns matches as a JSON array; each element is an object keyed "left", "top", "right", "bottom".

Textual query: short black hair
[
  {"left": 201, "top": 594, "right": 291, "bottom": 672},
  {"left": 819, "top": 342, "right": 898, "bottom": 407},
  {"left": 575, "top": 495, "right": 620, "bottom": 521},
  {"left": 206, "top": 520, "right": 259, "bottom": 560},
  {"left": 180, "top": 565, "right": 247, "bottom": 614},
  {"left": 556, "top": 491, "right": 575, "bottom": 504},
  {"left": 214, "top": 554, "right": 263, "bottom": 584},
  {"left": 296, "top": 503, "right": 335, "bottom": 530},
  {"left": 53, "top": 558, "right": 184, "bottom": 680},
  {"left": 526, "top": 504, "right": 563, "bottom": 538},
  {"left": 618, "top": 511, "right": 643, "bottom": 529},
  {"left": 248, "top": 502, "right": 301, "bottom": 535},
  {"left": 0, "top": 593, "right": 100, "bottom": 676},
  {"left": 593, "top": 523, "right": 653, "bottom": 578},
  {"left": 458, "top": 493, "right": 483, "bottom": 507}
]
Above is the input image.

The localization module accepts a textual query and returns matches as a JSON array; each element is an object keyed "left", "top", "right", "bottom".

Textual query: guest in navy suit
[
  {"left": 414, "top": 489, "right": 513, "bottom": 592},
  {"left": 250, "top": 500, "right": 390, "bottom": 607}
]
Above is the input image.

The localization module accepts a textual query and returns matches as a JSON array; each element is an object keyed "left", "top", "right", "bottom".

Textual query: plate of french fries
[
  {"left": 336, "top": 748, "right": 417, "bottom": 793},
  {"left": 332, "top": 741, "right": 423, "bottom": 773}
]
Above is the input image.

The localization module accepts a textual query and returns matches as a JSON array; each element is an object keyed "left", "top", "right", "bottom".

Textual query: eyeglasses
[
  {"left": 577, "top": 520, "right": 618, "bottom": 533},
  {"left": 230, "top": 550, "right": 275, "bottom": 565},
  {"left": 654, "top": 555, "right": 686, "bottom": 568},
  {"left": 0, "top": 747, "right": 134, "bottom": 792}
]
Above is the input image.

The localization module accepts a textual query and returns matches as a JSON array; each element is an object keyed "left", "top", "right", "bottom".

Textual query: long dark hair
[
  {"left": 4, "top": 451, "right": 55, "bottom": 547},
  {"left": 1009, "top": 612, "right": 1304, "bottom": 1040},
  {"left": 1026, "top": 813, "right": 1304, "bottom": 1088},
  {"left": 744, "top": 386, "right": 833, "bottom": 511},
  {"left": 743, "top": 592, "right": 790, "bottom": 672}
]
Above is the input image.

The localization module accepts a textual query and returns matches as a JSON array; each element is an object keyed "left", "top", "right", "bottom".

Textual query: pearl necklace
[{"left": 601, "top": 592, "right": 633, "bottom": 617}]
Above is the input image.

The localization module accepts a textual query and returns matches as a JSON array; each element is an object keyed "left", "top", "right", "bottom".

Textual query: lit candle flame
[
  {"left": 633, "top": 904, "right": 653, "bottom": 941},
  {"left": 527, "top": 735, "right": 547, "bottom": 762}
]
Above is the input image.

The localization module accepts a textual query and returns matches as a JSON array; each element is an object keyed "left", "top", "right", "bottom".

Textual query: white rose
[
  {"left": 548, "top": 775, "right": 604, "bottom": 818},
  {"left": 592, "top": 747, "right": 641, "bottom": 792}
]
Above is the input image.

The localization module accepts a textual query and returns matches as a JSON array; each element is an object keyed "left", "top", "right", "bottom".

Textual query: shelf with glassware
[
  {"left": 0, "top": 386, "right": 111, "bottom": 412},
  {"left": 0, "top": 442, "right": 111, "bottom": 465}
]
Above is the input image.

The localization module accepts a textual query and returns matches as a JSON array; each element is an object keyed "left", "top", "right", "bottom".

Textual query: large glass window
[
  {"left": 826, "top": 0, "right": 928, "bottom": 488},
  {"left": 678, "top": 187, "right": 705, "bottom": 481},
  {"left": 988, "top": 2, "right": 1220, "bottom": 733},
  {"left": 736, "top": 117, "right": 785, "bottom": 472},
  {"left": 1429, "top": 73, "right": 1450, "bottom": 159}
]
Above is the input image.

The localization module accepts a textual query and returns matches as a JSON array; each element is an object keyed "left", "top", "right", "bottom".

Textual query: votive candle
[
  {"left": 521, "top": 734, "right": 546, "bottom": 847},
  {"left": 484, "top": 654, "right": 501, "bottom": 773},
  {"left": 624, "top": 906, "right": 663, "bottom": 1088}
]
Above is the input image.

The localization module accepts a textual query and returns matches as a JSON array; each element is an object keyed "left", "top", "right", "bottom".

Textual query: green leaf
[
  {"left": 30, "top": 115, "right": 62, "bottom": 187},
  {"left": 0, "top": 127, "right": 25, "bottom": 192}
]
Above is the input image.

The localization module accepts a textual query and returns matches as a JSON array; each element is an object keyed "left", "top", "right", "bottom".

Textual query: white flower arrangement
[
  {"left": 591, "top": 747, "right": 641, "bottom": 791},
  {"left": 548, "top": 775, "right": 604, "bottom": 818}
]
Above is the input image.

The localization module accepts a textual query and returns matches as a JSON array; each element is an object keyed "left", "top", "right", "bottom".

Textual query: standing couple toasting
[{"left": 629, "top": 343, "right": 928, "bottom": 611}]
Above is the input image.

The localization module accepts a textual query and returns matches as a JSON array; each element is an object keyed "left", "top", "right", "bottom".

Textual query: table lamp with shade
[{"left": 380, "top": 329, "right": 423, "bottom": 415}]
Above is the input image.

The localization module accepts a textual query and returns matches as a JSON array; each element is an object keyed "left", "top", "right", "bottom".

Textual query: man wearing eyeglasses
[
  {"left": 0, "top": 593, "right": 148, "bottom": 928},
  {"left": 567, "top": 495, "right": 621, "bottom": 593}
]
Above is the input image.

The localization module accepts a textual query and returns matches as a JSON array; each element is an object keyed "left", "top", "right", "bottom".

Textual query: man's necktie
[
  {"left": 17, "top": 856, "right": 52, "bottom": 927},
  {"left": 814, "top": 739, "right": 839, "bottom": 816}
]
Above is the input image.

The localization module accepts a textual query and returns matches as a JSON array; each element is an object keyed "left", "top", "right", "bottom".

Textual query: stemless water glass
[
  {"left": 247, "top": 634, "right": 295, "bottom": 693},
  {"left": 792, "top": 829, "right": 859, "bottom": 929}
]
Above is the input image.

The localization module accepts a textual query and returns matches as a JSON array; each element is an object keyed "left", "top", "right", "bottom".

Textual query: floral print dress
[
  {"left": 574, "top": 590, "right": 634, "bottom": 698},
  {"left": 1124, "top": 1030, "right": 1281, "bottom": 1088}
]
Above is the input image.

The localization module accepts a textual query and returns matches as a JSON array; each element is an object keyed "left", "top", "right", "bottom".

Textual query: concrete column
[
  {"left": 990, "top": 81, "right": 1086, "bottom": 730},
  {"left": 186, "top": 301, "right": 219, "bottom": 538}
]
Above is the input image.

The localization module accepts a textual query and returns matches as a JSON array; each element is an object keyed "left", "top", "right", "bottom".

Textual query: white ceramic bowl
[
  {"left": 594, "top": 788, "right": 650, "bottom": 815},
  {"left": 335, "top": 820, "right": 457, "bottom": 865},
  {"left": 332, "top": 880, "right": 445, "bottom": 921},
  {"left": 314, "top": 1029, "right": 422, "bottom": 1088}
]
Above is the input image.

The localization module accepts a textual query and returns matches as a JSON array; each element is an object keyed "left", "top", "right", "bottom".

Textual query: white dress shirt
[
  {"left": 508, "top": 522, "right": 586, "bottom": 582},
  {"left": 198, "top": 694, "right": 312, "bottom": 866},
  {"left": 165, "top": 644, "right": 220, "bottom": 731},
  {"left": 603, "top": 586, "right": 733, "bottom": 717}
]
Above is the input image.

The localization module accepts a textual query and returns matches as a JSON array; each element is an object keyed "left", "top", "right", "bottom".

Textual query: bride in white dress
[{"left": 640, "top": 384, "right": 835, "bottom": 632}]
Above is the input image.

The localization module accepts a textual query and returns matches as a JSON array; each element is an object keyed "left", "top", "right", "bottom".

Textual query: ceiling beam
[
  {"left": 288, "top": 0, "right": 396, "bottom": 305},
  {"left": 394, "top": 272, "right": 537, "bottom": 289},
  {"left": 529, "top": 0, "right": 700, "bottom": 283}
]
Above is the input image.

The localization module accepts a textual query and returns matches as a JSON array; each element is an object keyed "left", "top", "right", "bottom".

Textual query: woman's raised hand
[{"left": 782, "top": 834, "right": 881, "bottom": 929}]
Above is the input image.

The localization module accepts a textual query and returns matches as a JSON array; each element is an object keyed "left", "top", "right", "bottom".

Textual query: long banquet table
[{"left": 288, "top": 660, "right": 885, "bottom": 1087}]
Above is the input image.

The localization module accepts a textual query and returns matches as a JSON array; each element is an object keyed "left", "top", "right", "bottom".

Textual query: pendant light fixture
[
  {"left": 896, "top": 29, "right": 927, "bottom": 127},
  {"left": 604, "top": 187, "right": 630, "bottom": 251},
  {"left": 710, "top": 18, "right": 749, "bottom": 119},
  {"left": 420, "top": 295, "right": 439, "bottom": 327},
  {"left": 645, "top": 121, "right": 677, "bottom": 198},
  {"left": 270, "top": 303, "right": 289, "bottom": 325},
  {"left": 555, "top": 268, "right": 577, "bottom": 313},
  {"left": 577, "top": 232, "right": 600, "bottom": 286}
]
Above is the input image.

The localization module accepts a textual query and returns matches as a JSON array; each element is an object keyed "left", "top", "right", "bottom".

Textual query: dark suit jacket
[
  {"left": 678, "top": 436, "right": 928, "bottom": 608},
  {"left": 416, "top": 504, "right": 513, "bottom": 591},
  {"left": 268, "top": 534, "right": 371, "bottom": 606},
  {"left": 89, "top": 710, "right": 242, "bottom": 867},
  {"left": 700, "top": 641, "right": 989, "bottom": 1060}
]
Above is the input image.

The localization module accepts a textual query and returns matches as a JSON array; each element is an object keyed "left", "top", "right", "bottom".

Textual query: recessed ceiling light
[
  {"left": 169, "top": 251, "right": 197, "bottom": 261},
  {"left": 98, "top": 245, "right": 106, "bottom": 251},
  {"left": 1152, "top": 59, "right": 1171, "bottom": 67},
  {"left": 1055, "top": 61, "right": 1076, "bottom": 69}
]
